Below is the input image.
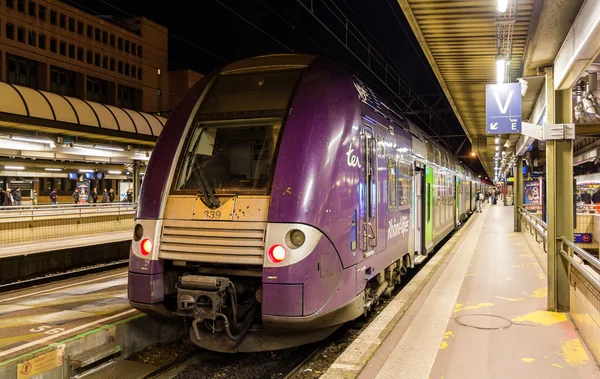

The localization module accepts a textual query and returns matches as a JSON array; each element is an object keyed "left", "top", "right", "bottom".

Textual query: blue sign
[
  {"left": 68, "top": 173, "right": 77, "bottom": 180},
  {"left": 486, "top": 83, "right": 522, "bottom": 134},
  {"left": 85, "top": 172, "right": 94, "bottom": 179},
  {"left": 574, "top": 233, "right": 592, "bottom": 244}
]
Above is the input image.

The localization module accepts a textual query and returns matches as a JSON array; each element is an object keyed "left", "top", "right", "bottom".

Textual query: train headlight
[
  {"left": 287, "top": 229, "right": 306, "bottom": 248},
  {"left": 140, "top": 239, "right": 153, "bottom": 256},
  {"left": 268, "top": 244, "right": 286, "bottom": 263}
]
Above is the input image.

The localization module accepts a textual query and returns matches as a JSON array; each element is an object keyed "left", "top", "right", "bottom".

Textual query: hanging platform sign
[{"left": 486, "top": 83, "right": 522, "bottom": 134}]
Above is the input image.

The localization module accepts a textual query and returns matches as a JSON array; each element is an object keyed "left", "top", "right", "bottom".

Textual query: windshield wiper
[{"left": 191, "top": 155, "right": 221, "bottom": 209}]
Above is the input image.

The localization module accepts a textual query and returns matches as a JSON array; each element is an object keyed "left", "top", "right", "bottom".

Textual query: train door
[
  {"left": 425, "top": 165, "right": 434, "bottom": 253},
  {"left": 413, "top": 164, "right": 425, "bottom": 256},
  {"left": 361, "top": 127, "right": 379, "bottom": 256}
]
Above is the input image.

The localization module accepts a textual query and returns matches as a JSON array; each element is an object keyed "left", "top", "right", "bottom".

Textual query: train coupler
[{"left": 175, "top": 275, "right": 230, "bottom": 320}]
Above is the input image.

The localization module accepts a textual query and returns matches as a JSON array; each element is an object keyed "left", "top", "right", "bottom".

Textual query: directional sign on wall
[{"left": 486, "top": 83, "right": 522, "bottom": 134}]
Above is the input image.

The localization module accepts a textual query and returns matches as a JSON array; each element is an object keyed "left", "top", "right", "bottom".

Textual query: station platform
[
  {"left": 0, "top": 268, "right": 182, "bottom": 378},
  {"left": 326, "top": 203, "right": 600, "bottom": 379}
]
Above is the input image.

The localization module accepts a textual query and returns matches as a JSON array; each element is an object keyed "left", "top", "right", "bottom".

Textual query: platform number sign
[{"left": 486, "top": 83, "right": 522, "bottom": 134}]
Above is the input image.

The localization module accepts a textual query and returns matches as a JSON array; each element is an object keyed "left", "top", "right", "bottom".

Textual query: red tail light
[
  {"left": 140, "top": 239, "right": 153, "bottom": 256},
  {"left": 268, "top": 244, "right": 286, "bottom": 263}
]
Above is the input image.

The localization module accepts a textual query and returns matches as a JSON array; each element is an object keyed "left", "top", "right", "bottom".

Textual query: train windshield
[{"left": 175, "top": 118, "right": 282, "bottom": 195}]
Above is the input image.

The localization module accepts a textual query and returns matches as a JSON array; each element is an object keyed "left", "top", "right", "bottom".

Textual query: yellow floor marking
[
  {"left": 443, "top": 331, "right": 454, "bottom": 339},
  {"left": 513, "top": 310, "right": 567, "bottom": 326},
  {"left": 561, "top": 339, "right": 590, "bottom": 366},
  {"left": 521, "top": 358, "right": 535, "bottom": 363},
  {"left": 511, "top": 262, "right": 538, "bottom": 268},
  {"left": 453, "top": 303, "right": 494, "bottom": 313},
  {"left": 0, "top": 332, "right": 45, "bottom": 348},
  {"left": 465, "top": 273, "right": 474, "bottom": 277},
  {"left": 440, "top": 341, "right": 448, "bottom": 350},
  {"left": 536, "top": 273, "right": 546, "bottom": 280},
  {"left": 552, "top": 364, "right": 563, "bottom": 368},
  {"left": 531, "top": 287, "right": 547, "bottom": 298},
  {"left": 495, "top": 296, "right": 524, "bottom": 302}
]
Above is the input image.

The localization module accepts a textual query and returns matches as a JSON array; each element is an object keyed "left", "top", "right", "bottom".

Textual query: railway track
[{"left": 0, "top": 260, "right": 128, "bottom": 292}]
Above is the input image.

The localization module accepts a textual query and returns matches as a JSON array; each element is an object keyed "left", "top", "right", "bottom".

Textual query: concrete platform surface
[
  {"left": 0, "top": 268, "right": 131, "bottom": 362},
  {"left": 359, "top": 204, "right": 600, "bottom": 379}
]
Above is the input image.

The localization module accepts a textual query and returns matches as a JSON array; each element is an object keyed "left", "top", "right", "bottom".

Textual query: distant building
[
  {"left": 0, "top": 0, "right": 169, "bottom": 113},
  {"left": 168, "top": 69, "right": 204, "bottom": 111}
]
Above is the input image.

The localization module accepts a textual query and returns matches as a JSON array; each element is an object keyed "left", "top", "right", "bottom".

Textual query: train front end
[{"left": 128, "top": 55, "right": 364, "bottom": 352}]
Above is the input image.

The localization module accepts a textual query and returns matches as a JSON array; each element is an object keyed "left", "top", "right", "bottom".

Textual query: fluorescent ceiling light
[
  {"left": 12, "top": 136, "right": 54, "bottom": 144},
  {"left": 497, "top": 0, "right": 508, "bottom": 13},
  {"left": 108, "top": 171, "right": 122, "bottom": 174},
  {"left": 45, "top": 168, "right": 63, "bottom": 172},
  {"left": 78, "top": 169, "right": 94, "bottom": 173},
  {"left": 495, "top": 137, "right": 500, "bottom": 144},
  {"left": 5, "top": 166, "right": 25, "bottom": 170},
  {"left": 94, "top": 145, "right": 125, "bottom": 152}
]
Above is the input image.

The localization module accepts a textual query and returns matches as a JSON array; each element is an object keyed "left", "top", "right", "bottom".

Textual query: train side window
[{"left": 388, "top": 159, "right": 396, "bottom": 209}]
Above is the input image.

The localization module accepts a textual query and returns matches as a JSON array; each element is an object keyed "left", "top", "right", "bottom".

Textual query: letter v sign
[{"left": 493, "top": 90, "right": 514, "bottom": 114}]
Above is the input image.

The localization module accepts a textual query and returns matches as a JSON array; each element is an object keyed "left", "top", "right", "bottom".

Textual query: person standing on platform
[
  {"left": 581, "top": 190, "right": 592, "bottom": 204},
  {"left": 31, "top": 189, "right": 38, "bottom": 207},
  {"left": 0, "top": 188, "right": 5, "bottom": 207},
  {"left": 5, "top": 189, "right": 13, "bottom": 206},
  {"left": 109, "top": 188, "right": 115, "bottom": 203},
  {"left": 127, "top": 188, "right": 133, "bottom": 203},
  {"left": 476, "top": 190, "right": 483, "bottom": 213},
  {"left": 72, "top": 189, "right": 80, "bottom": 204},
  {"left": 91, "top": 188, "right": 98, "bottom": 204},
  {"left": 13, "top": 187, "right": 22, "bottom": 206},
  {"left": 50, "top": 188, "right": 58, "bottom": 207},
  {"left": 593, "top": 188, "right": 600, "bottom": 204},
  {"left": 101, "top": 189, "right": 109, "bottom": 203}
]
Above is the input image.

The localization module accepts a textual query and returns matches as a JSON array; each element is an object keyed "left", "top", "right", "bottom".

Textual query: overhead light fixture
[
  {"left": 497, "top": 0, "right": 508, "bottom": 13},
  {"left": 4, "top": 166, "right": 25, "bottom": 170},
  {"left": 73, "top": 143, "right": 94, "bottom": 149},
  {"left": 495, "top": 137, "right": 500, "bottom": 144},
  {"left": 94, "top": 145, "right": 125, "bottom": 152},
  {"left": 470, "top": 152, "right": 476, "bottom": 157},
  {"left": 45, "top": 168, "right": 62, "bottom": 172},
  {"left": 495, "top": 146, "right": 500, "bottom": 151},
  {"left": 11, "top": 136, "right": 54, "bottom": 144},
  {"left": 78, "top": 169, "right": 94, "bottom": 173},
  {"left": 108, "top": 170, "right": 122, "bottom": 174},
  {"left": 496, "top": 56, "right": 508, "bottom": 84}
]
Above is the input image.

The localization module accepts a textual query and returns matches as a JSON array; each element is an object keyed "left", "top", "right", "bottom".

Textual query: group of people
[
  {"left": 71, "top": 187, "right": 133, "bottom": 204},
  {"left": 0, "top": 187, "right": 38, "bottom": 207},
  {"left": 475, "top": 189, "right": 502, "bottom": 212}
]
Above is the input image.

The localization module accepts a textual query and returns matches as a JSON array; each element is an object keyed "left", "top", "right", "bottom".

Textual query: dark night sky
[{"left": 66, "top": 0, "right": 485, "bottom": 175}]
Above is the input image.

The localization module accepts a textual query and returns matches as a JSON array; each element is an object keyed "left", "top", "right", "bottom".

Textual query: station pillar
[
  {"left": 133, "top": 160, "right": 140, "bottom": 203},
  {"left": 514, "top": 158, "right": 523, "bottom": 232},
  {"left": 545, "top": 68, "right": 573, "bottom": 312}
]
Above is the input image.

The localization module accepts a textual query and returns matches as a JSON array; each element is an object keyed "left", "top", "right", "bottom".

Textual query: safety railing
[
  {"left": 518, "top": 206, "right": 547, "bottom": 253},
  {"left": 0, "top": 203, "right": 136, "bottom": 244},
  {"left": 558, "top": 237, "right": 600, "bottom": 292},
  {"left": 0, "top": 203, "right": 136, "bottom": 222}
]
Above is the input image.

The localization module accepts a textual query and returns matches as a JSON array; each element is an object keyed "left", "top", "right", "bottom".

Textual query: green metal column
[
  {"left": 514, "top": 158, "right": 523, "bottom": 232},
  {"left": 545, "top": 68, "right": 573, "bottom": 312}
]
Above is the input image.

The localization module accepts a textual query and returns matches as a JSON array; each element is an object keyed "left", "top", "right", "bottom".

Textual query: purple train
[{"left": 128, "top": 54, "right": 487, "bottom": 352}]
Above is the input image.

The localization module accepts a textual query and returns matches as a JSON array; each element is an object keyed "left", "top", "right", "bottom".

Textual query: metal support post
[
  {"left": 133, "top": 160, "right": 140, "bottom": 203},
  {"left": 545, "top": 68, "right": 573, "bottom": 312},
  {"left": 514, "top": 158, "right": 523, "bottom": 232}
]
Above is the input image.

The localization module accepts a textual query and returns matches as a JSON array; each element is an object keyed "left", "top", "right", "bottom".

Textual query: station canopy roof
[
  {"left": 0, "top": 82, "right": 167, "bottom": 147},
  {"left": 397, "top": 0, "right": 586, "bottom": 176}
]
